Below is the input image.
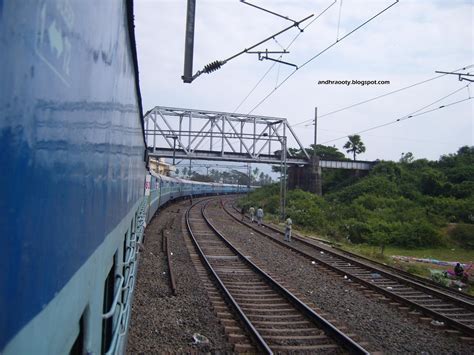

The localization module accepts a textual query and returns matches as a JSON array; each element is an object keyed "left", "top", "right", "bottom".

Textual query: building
[{"left": 149, "top": 157, "right": 175, "bottom": 176}]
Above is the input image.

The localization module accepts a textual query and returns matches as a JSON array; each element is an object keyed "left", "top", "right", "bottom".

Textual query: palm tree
[{"left": 343, "top": 134, "right": 366, "bottom": 160}]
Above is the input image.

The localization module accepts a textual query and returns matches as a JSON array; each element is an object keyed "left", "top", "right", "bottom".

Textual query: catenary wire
[
  {"left": 233, "top": 0, "right": 338, "bottom": 113},
  {"left": 293, "top": 64, "right": 474, "bottom": 127},
  {"left": 246, "top": 0, "right": 399, "bottom": 115},
  {"left": 210, "top": 2, "right": 339, "bottom": 154},
  {"left": 336, "top": 0, "right": 343, "bottom": 41},
  {"left": 321, "top": 84, "right": 472, "bottom": 144}
]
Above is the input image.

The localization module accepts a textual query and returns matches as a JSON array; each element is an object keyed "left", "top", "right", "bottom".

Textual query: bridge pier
[{"left": 288, "top": 156, "right": 322, "bottom": 196}]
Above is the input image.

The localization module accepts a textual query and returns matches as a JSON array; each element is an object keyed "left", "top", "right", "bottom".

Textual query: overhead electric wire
[
  {"left": 321, "top": 84, "right": 473, "bottom": 144},
  {"left": 336, "top": 0, "right": 343, "bottom": 41},
  {"left": 190, "top": 11, "right": 315, "bottom": 82},
  {"left": 233, "top": 63, "right": 278, "bottom": 112},
  {"left": 293, "top": 64, "right": 474, "bottom": 127},
  {"left": 240, "top": 0, "right": 298, "bottom": 23},
  {"left": 211, "top": 2, "right": 338, "bottom": 154},
  {"left": 247, "top": 0, "right": 399, "bottom": 115},
  {"left": 233, "top": 0, "right": 338, "bottom": 113}
]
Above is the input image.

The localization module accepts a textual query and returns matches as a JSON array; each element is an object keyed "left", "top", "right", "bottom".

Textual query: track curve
[
  {"left": 186, "top": 199, "right": 369, "bottom": 354},
  {"left": 223, "top": 198, "right": 474, "bottom": 338}
]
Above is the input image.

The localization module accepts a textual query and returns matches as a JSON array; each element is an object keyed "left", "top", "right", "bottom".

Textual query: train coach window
[
  {"left": 123, "top": 231, "right": 128, "bottom": 264},
  {"left": 69, "top": 310, "right": 86, "bottom": 355},
  {"left": 101, "top": 254, "right": 117, "bottom": 354}
]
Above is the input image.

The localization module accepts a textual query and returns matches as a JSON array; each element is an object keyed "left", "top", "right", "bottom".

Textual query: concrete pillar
[
  {"left": 309, "top": 155, "right": 322, "bottom": 196},
  {"left": 287, "top": 156, "right": 322, "bottom": 195}
]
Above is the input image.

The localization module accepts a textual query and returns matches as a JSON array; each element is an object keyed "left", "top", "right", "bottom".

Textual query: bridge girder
[
  {"left": 147, "top": 148, "right": 374, "bottom": 170},
  {"left": 144, "top": 106, "right": 309, "bottom": 162},
  {"left": 144, "top": 106, "right": 374, "bottom": 170}
]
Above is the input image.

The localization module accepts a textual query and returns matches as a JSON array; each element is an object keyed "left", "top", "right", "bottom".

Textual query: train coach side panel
[{"left": 0, "top": 0, "right": 146, "bottom": 349}]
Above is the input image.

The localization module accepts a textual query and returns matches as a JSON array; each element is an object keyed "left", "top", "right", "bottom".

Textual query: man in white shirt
[{"left": 284, "top": 216, "right": 293, "bottom": 242}]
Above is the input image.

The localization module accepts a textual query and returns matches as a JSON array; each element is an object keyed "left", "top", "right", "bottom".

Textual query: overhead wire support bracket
[
  {"left": 435, "top": 70, "right": 474, "bottom": 83},
  {"left": 261, "top": 55, "right": 298, "bottom": 69},
  {"left": 185, "top": 13, "right": 314, "bottom": 83},
  {"left": 247, "top": 50, "right": 289, "bottom": 56},
  {"left": 247, "top": 49, "right": 297, "bottom": 68},
  {"left": 240, "top": 0, "right": 299, "bottom": 25}
]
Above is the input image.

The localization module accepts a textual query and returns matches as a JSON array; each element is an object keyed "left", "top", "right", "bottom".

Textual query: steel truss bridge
[{"left": 144, "top": 106, "right": 374, "bottom": 170}]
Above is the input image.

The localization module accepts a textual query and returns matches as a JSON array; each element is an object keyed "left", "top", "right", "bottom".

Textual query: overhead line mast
[
  {"left": 181, "top": 0, "right": 313, "bottom": 83},
  {"left": 182, "top": 0, "right": 196, "bottom": 83}
]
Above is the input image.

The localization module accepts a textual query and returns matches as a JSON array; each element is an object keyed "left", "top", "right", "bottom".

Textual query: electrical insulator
[{"left": 203, "top": 61, "right": 223, "bottom": 74}]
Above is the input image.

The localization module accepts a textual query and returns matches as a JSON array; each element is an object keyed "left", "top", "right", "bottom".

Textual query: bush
[
  {"left": 286, "top": 189, "right": 328, "bottom": 232},
  {"left": 241, "top": 184, "right": 280, "bottom": 214},
  {"left": 425, "top": 196, "right": 474, "bottom": 223},
  {"left": 393, "top": 221, "right": 443, "bottom": 248},
  {"left": 327, "top": 175, "right": 399, "bottom": 203},
  {"left": 240, "top": 146, "right": 473, "bottom": 250},
  {"left": 449, "top": 224, "right": 474, "bottom": 249}
]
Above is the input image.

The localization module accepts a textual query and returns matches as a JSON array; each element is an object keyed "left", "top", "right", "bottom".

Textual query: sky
[{"left": 134, "top": 0, "right": 473, "bottom": 167}]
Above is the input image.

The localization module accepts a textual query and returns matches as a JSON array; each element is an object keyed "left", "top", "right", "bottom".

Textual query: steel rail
[
  {"left": 223, "top": 200, "right": 474, "bottom": 337},
  {"left": 186, "top": 199, "right": 272, "bottom": 354},
  {"left": 229, "top": 201, "right": 474, "bottom": 302},
  {"left": 263, "top": 220, "right": 474, "bottom": 303},
  {"left": 200, "top": 199, "right": 369, "bottom": 354}
]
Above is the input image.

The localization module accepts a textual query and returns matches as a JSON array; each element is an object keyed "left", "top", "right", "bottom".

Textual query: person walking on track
[
  {"left": 249, "top": 206, "right": 255, "bottom": 222},
  {"left": 256, "top": 207, "right": 264, "bottom": 226},
  {"left": 284, "top": 216, "right": 293, "bottom": 242}
]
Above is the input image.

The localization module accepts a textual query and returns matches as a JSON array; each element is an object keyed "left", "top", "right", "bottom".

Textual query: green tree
[
  {"left": 369, "top": 231, "right": 391, "bottom": 255},
  {"left": 283, "top": 144, "right": 346, "bottom": 160},
  {"left": 400, "top": 152, "right": 414, "bottom": 164},
  {"left": 311, "top": 144, "right": 347, "bottom": 160},
  {"left": 343, "top": 134, "right": 366, "bottom": 161},
  {"left": 190, "top": 173, "right": 213, "bottom": 182},
  {"left": 252, "top": 167, "right": 260, "bottom": 182}
]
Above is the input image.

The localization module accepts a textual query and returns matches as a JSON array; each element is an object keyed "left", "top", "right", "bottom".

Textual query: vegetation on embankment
[{"left": 241, "top": 146, "right": 474, "bottom": 251}]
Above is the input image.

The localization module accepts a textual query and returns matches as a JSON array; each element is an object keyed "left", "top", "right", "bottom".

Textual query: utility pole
[
  {"left": 279, "top": 136, "right": 287, "bottom": 221},
  {"left": 247, "top": 163, "right": 251, "bottom": 188},
  {"left": 165, "top": 134, "right": 178, "bottom": 166},
  {"left": 314, "top": 106, "right": 318, "bottom": 149},
  {"left": 172, "top": 137, "right": 177, "bottom": 166},
  {"left": 182, "top": 0, "right": 196, "bottom": 83},
  {"left": 313, "top": 107, "right": 322, "bottom": 195},
  {"left": 282, "top": 137, "right": 287, "bottom": 220}
]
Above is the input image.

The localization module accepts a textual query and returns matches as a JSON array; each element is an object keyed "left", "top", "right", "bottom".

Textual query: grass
[
  {"left": 255, "top": 212, "right": 474, "bottom": 293},
  {"left": 341, "top": 244, "right": 474, "bottom": 264},
  {"left": 288, "top": 225, "right": 474, "bottom": 295},
  {"left": 337, "top": 242, "right": 474, "bottom": 295}
]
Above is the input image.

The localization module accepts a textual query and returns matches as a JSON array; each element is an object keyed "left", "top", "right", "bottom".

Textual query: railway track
[
  {"left": 236, "top": 205, "right": 474, "bottom": 303},
  {"left": 186, "top": 199, "right": 369, "bottom": 354},
  {"left": 222, "top": 199, "right": 474, "bottom": 339}
]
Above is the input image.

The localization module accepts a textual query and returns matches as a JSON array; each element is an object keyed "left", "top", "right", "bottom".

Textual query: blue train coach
[{"left": 0, "top": 1, "right": 249, "bottom": 354}]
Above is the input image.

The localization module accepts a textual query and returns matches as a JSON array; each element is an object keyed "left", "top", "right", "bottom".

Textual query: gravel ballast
[
  {"left": 207, "top": 199, "right": 474, "bottom": 354},
  {"left": 127, "top": 199, "right": 232, "bottom": 353}
]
